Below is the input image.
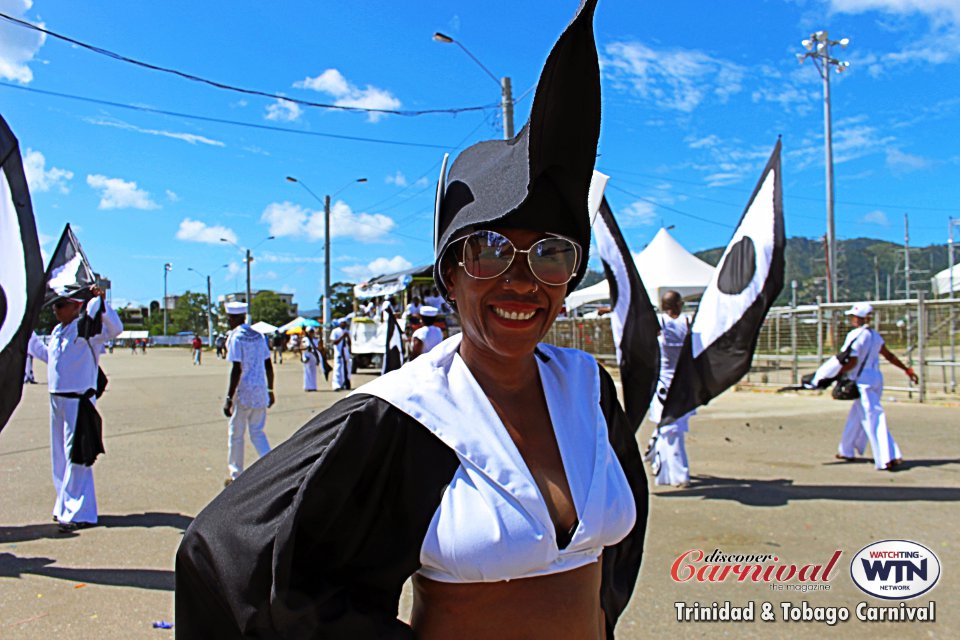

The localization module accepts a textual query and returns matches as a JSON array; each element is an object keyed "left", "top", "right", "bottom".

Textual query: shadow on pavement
[
  {"left": 0, "top": 553, "right": 174, "bottom": 591},
  {"left": 655, "top": 472, "right": 960, "bottom": 507},
  {"left": 97, "top": 512, "right": 194, "bottom": 531},
  {"left": 0, "top": 512, "right": 193, "bottom": 544}
]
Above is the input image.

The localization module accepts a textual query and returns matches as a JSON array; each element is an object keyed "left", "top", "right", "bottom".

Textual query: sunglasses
[
  {"left": 454, "top": 230, "right": 581, "bottom": 286},
  {"left": 53, "top": 300, "right": 76, "bottom": 309}
]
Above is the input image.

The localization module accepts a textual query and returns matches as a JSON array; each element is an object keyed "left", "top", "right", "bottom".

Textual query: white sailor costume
[
  {"left": 176, "top": 334, "right": 648, "bottom": 638},
  {"left": 27, "top": 297, "right": 122, "bottom": 525},
  {"left": 837, "top": 326, "right": 902, "bottom": 469},
  {"left": 649, "top": 312, "right": 694, "bottom": 486}
]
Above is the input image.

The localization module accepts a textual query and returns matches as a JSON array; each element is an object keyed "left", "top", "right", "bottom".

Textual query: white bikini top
[{"left": 357, "top": 334, "right": 637, "bottom": 583}]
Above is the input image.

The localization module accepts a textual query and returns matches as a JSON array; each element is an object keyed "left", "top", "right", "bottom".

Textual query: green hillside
[{"left": 696, "top": 237, "right": 951, "bottom": 306}]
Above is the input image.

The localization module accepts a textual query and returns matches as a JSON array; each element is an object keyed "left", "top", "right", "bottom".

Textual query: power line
[
  {"left": 603, "top": 165, "right": 960, "bottom": 214},
  {"left": 606, "top": 184, "right": 735, "bottom": 229},
  {"left": 0, "top": 82, "right": 454, "bottom": 150},
  {"left": 0, "top": 11, "right": 497, "bottom": 118}
]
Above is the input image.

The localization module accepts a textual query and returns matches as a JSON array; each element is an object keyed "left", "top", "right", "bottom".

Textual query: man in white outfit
[
  {"left": 330, "top": 318, "right": 352, "bottom": 391},
  {"left": 836, "top": 302, "right": 917, "bottom": 470},
  {"left": 410, "top": 306, "right": 443, "bottom": 359},
  {"left": 27, "top": 285, "right": 123, "bottom": 531},
  {"left": 223, "top": 302, "right": 274, "bottom": 486},
  {"left": 647, "top": 291, "right": 694, "bottom": 487},
  {"left": 301, "top": 327, "right": 321, "bottom": 392}
]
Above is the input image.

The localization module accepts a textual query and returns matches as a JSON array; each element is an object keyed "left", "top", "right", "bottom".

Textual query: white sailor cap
[
  {"left": 419, "top": 305, "right": 439, "bottom": 317},
  {"left": 844, "top": 302, "right": 873, "bottom": 318},
  {"left": 224, "top": 301, "right": 248, "bottom": 315}
]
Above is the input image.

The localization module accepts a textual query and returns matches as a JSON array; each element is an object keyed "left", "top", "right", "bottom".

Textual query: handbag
[{"left": 832, "top": 329, "right": 870, "bottom": 400}]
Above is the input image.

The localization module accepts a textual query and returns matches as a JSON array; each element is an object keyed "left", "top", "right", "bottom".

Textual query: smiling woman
[{"left": 175, "top": 1, "right": 649, "bottom": 638}]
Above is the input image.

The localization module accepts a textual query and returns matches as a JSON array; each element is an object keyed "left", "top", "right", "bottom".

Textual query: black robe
[{"left": 175, "top": 364, "right": 647, "bottom": 639}]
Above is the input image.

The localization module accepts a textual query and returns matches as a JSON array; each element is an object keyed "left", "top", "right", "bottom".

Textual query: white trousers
[
  {"left": 332, "top": 350, "right": 351, "bottom": 390},
  {"left": 838, "top": 379, "right": 902, "bottom": 469},
  {"left": 653, "top": 416, "right": 690, "bottom": 486},
  {"left": 302, "top": 354, "right": 318, "bottom": 391},
  {"left": 228, "top": 404, "right": 271, "bottom": 479},
  {"left": 49, "top": 396, "right": 98, "bottom": 524}
]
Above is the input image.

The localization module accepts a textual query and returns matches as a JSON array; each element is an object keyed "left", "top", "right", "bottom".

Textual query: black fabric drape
[{"left": 53, "top": 389, "right": 104, "bottom": 466}]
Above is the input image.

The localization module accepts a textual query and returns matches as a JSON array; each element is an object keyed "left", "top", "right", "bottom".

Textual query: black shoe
[{"left": 57, "top": 521, "right": 94, "bottom": 533}]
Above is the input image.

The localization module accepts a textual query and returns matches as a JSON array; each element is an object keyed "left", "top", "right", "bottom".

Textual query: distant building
[{"left": 118, "top": 305, "right": 150, "bottom": 329}]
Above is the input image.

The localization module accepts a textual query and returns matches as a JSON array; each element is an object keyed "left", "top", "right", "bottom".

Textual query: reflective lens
[{"left": 459, "top": 230, "right": 579, "bottom": 286}]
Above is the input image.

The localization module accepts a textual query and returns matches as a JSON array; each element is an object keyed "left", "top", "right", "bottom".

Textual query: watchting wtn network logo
[{"left": 850, "top": 540, "right": 941, "bottom": 600}]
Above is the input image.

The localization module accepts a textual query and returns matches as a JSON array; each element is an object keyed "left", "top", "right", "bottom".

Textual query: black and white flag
[
  {"left": 0, "top": 115, "right": 46, "bottom": 434},
  {"left": 381, "top": 313, "right": 405, "bottom": 374},
  {"left": 589, "top": 171, "right": 660, "bottom": 431},
  {"left": 660, "top": 140, "right": 785, "bottom": 426},
  {"left": 44, "top": 223, "right": 96, "bottom": 306}
]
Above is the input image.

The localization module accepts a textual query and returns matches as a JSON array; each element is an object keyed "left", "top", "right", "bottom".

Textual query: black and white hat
[{"left": 433, "top": 0, "right": 601, "bottom": 298}]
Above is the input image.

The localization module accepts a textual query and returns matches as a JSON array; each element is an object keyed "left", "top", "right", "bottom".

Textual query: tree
[
  {"left": 169, "top": 291, "right": 212, "bottom": 336},
  {"left": 322, "top": 282, "right": 355, "bottom": 322},
  {"left": 250, "top": 291, "right": 293, "bottom": 326}
]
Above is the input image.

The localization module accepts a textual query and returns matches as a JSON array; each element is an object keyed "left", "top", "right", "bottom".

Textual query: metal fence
[{"left": 544, "top": 295, "right": 960, "bottom": 402}]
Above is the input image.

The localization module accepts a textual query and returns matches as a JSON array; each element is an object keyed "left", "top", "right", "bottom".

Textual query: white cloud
[
  {"left": 259, "top": 252, "right": 326, "bottom": 264},
  {"left": 621, "top": 200, "right": 657, "bottom": 226},
  {"left": 861, "top": 210, "right": 891, "bottom": 226},
  {"left": 294, "top": 68, "right": 401, "bottom": 122},
  {"left": 265, "top": 98, "right": 303, "bottom": 122},
  {"left": 226, "top": 261, "right": 242, "bottom": 280},
  {"left": 23, "top": 148, "right": 73, "bottom": 193},
  {"left": 175, "top": 218, "right": 237, "bottom": 245},
  {"left": 0, "top": 0, "right": 45, "bottom": 83},
  {"left": 260, "top": 199, "right": 395, "bottom": 243},
  {"left": 830, "top": 0, "right": 960, "bottom": 70},
  {"left": 85, "top": 118, "right": 225, "bottom": 146},
  {"left": 342, "top": 255, "right": 413, "bottom": 281},
  {"left": 166, "top": 189, "right": 180, "bottom": 202},
  {"left": 885, "top": 147, "right": 932, "bottom": 173},
  {"left": 86, "top": 174, "right": 160, "bottom": 210},
  {"left": 386, "top": 171, "right": 408, "bottom": 187},
  {"left": 602, "top": 41, "right": 746, "bottom": 112}
]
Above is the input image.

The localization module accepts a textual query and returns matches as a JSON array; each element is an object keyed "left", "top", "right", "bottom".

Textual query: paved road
[{"left": 1, "top": 349, "right": 956, "bottom": 638}]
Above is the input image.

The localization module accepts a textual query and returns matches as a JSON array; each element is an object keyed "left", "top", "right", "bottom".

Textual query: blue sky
[{"left": 3, "top": 0, "right": 959, "bottom": 310}]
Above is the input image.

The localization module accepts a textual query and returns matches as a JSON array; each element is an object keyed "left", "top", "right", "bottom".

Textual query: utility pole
[
  {"left": 501, "top": 77, "right": 515, "bottom": 139},
  {"left": 245, "top": 248, "right": 253, "bottom": 325},
  {"left": 206, "top": 274, "right": 214, "bottom": 347},
  {"left": 798, "top": 31, "right": 850, "bottom": 303},
  {"left": 874, "top": 255, "right": 880, "bottom": 300},
  {"left": 163, "top": 262, "right": 172, "bottom": 336},
  {"left": 904, "top": 213, "right": 911, "bottom": 300},
  {"left": 949, "top": 217, "right": 958, "bottom": 391},
  {"left": 324, "top": 194, "right": 332, "bottom": 332}
]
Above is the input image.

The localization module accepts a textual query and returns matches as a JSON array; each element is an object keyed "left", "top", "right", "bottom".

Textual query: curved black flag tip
[
  {"left": 382, "top": 312, "right": 405, "bottom": 375},
  {"left": 0, "top": 115, "right": 46, "bottom": 434},
  {"left": 44, "top": 223, "right": 96, "bottom": 306},
  {"left": 660, "top": 140, "right": 785, "bottom": 426},
  {"left": 589, "top": 171, "right": 660, "bottom": 432}
]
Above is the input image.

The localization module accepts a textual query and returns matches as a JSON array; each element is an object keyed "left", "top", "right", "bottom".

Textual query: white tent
[
  {"left": 566, "top": 227, "right": 715, "bottom": 311},
  {"left": 251, "top": 321, "right": 279, "bottom": 335},
  {"left": 932, "top": 263, "right": 960, "bottom": 296}
]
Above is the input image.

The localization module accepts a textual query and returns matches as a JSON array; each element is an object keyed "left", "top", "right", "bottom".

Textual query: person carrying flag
[
  {"left": 27, "top": 284, "right": 122, "bottom": 532},
  {"left": 330, "top": 318, "right": 352, "bottom": 391},
  {"left": 647, "top": 291, "right": 694, "bottom": 487}
]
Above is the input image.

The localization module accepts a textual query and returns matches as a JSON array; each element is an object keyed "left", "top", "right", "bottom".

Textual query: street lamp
[
  {"left": 188, "top": 265, "right": 228, "bottom": 346},
  {"left": 433, "top": 31, "right": 515, "bottom": 139},
  {"left": 163, "top": 262, "right": 173, "bottom": 336},
  {"left": 798, "top": 30, "right": 850, "bottom": 303},
  {"left": 286, "top": 176, "right": 367, "bottom": 332},
  {"left": 220, "top": 236, "right": 275, "bottom": 324}
]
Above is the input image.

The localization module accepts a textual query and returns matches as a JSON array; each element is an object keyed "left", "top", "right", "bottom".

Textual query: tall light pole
[
  {"left": 220, "top": 237, "right": 275, "bottom": 324},
  {"left": 948, "top": 217, "right": 960, "bottom": 391},
  {"left": 798, "top": 31, "right": 849, "bottom": 303},
  {"left": 286, "top": 176, "right": 367, "bottom": 332},
  {"left": 163, "top": 262, "right": 173, "bottom": 336},
  {"left": 433, "top": 31, "right": 514, "bottom": 139},
  {"left": 188, "top": 265, "right": 228, "bottom": 346}
]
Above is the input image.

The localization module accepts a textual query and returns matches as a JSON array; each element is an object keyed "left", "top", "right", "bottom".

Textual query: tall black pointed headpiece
[{"left": 433, "top": 0, "right": 601, "bottom": 297}]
